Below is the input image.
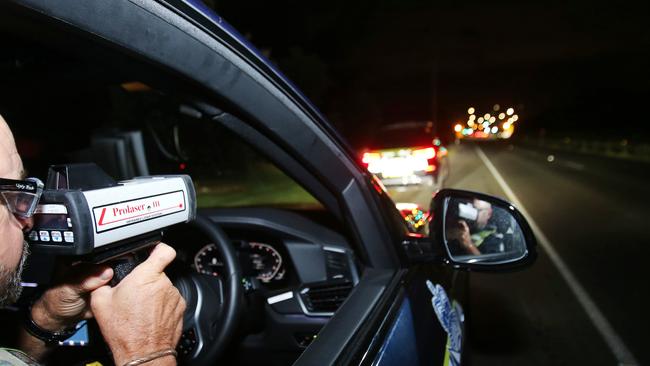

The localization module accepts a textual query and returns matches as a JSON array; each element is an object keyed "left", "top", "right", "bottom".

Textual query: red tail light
[{"left": 412, "top": 147, "right": 436, "bottom": 159}]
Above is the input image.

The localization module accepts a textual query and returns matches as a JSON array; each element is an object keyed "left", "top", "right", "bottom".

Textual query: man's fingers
[
  {"left": 62, "top": 264, "right": 114, "bottom": 294},
  {"left": 140, "top": 243, "right": 176, "bottom": 274}
]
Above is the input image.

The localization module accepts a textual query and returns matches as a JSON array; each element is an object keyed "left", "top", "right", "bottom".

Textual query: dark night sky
[{"left": 212, "top": 0, "right": 650, "bottom": 145}]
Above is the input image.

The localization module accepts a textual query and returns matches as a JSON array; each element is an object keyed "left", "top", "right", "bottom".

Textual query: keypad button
[
  {"left": 28, "top": 231, "right": 39, "bottom": 241},
  {"left": 51, "top": 231, "right": 62, "bottom": 242},
  {"left": 39, "top": 231, "right": 50, "bottom": 242}
]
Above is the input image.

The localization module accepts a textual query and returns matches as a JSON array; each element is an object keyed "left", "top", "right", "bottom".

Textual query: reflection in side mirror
[
  {"left": 444, "top": 197, "right": 526, "bottom": 264},
  {"left": 430, "top": 189, "right": 536, "bottom": 271}
]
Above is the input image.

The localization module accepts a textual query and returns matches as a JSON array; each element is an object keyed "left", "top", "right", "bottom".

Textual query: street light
[
  {"left": 468, "top": 107, "right": 475, "bottom": 114},
  {"left": 512, "top": 114, "right": 519, "bottom": 122},
  {"left": 506, "top": 107, "right": 514, "bottom": 116},
  {"left": 454, "top": 124, "right": 463, "bottom": 132},
  {"left": 489, "top": 116, "right": 496, "bottom": 123},
  {"left": 498, "top": 113, "right": 505, "bottom": 120}
]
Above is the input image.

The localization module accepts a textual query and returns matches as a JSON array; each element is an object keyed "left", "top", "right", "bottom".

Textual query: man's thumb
[
  {"left": 78, "top": 267, "right": 114, "bottom": 293},
  {"left": 90, "top": 285, "right": 112, "bottom": 311}
]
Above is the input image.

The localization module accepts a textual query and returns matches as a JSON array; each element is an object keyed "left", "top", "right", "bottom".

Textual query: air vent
[
  {"left": 300, "top": 282, "right": 353, "bottom": 314},
  {"left": 324, "top": 249, "right": 351, "bottom": 280}
]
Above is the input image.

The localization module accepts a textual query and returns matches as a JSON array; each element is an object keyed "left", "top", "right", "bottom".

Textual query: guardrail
[{"left": 519, "top": 136, "right": 650, "bottom": 163}]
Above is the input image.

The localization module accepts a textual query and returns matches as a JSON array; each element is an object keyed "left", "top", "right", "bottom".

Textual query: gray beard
[{"left": 0, "top": 240, "right": 29, "bottom": 307}]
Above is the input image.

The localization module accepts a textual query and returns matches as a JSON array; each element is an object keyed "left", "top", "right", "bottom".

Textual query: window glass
[{"left": 140, "top": 103, "right": 323, "bottom": 209}]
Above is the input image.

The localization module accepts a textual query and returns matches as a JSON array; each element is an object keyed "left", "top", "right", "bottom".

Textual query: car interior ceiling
[{"left": 1, "top": 12, "right": 362, "bottom": 366}]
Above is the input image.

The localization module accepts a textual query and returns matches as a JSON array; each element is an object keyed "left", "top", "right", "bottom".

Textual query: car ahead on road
[
  {"left": 0, "top": 2, "right": 536, "bottom": 365},
  {"left": 361, "top": 121, "right": 450, "bottom": 187}
]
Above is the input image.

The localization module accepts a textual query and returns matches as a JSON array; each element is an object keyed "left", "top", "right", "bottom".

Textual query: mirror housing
[{"left": 429, "top": 189, "right": 537, "bottom": 272}]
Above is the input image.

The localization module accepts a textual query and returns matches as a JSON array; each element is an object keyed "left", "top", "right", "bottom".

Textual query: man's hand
[
  {"left": 90, "top": 243, "right": 186, "bottom": 366},
  {"left": 456, "top": 220, "right": 481, "bottom": 255},
  {"left": 18, "top": 264, "right": 114, "bottom": 361},
  {"left": 31, "top": 264, "right": 114, "bottom": 331}
]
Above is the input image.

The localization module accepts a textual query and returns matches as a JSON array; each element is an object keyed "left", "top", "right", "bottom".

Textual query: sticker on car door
[{"left": 426, "top": 280, "right": 464, "bottom": 366}]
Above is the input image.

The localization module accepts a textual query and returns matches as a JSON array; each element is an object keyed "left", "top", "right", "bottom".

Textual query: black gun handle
[{"left": 109, "top": 255, "right": 140, "bottom": 286}]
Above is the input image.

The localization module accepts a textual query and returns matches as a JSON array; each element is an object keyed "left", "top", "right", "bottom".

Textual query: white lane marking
[
  {"left": 475, "top": 146, "right": 638, "bottom": 366},
  {"left": 267, "top": 291, "right": 294, "bottom": 305}
]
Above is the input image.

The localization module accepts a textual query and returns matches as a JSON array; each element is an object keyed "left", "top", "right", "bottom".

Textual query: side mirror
[{"left": 429, "top": 189, "right": 536, "bottom": 271}]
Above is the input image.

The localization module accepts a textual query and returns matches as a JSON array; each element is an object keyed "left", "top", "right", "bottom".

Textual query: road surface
[{"left": 387, "top": 141, "right": 649, "bottom": 365}]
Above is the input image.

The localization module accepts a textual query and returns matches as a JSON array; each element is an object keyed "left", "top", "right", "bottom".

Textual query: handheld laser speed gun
[{"left": 26, "top": 163, "right": 196, "bottom": 283}]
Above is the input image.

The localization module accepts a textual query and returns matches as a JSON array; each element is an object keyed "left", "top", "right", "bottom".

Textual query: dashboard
[
  {"left": 164, "top": 207, "right": 359, "bottom": 364},
  {"left": 165, "top": 208, "right": 359, "bottom": 365},
  {"left": 169, "top": 208, "right": 359, "bottom": 296}
]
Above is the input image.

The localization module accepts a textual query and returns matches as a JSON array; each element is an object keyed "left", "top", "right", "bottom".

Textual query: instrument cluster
[{"left": 193, "top": 240, "right": 286, "bottom": 283}]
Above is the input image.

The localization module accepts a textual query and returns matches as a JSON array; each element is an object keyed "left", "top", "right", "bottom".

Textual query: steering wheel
[{"left": 173, "top": 215, "right": 243, "bottom": 365}]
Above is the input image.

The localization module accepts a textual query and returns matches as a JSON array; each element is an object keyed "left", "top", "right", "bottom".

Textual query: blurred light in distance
[
  {"left": 507, "top": 108, "right": 514, "bottom": 116},
  {"left": 469, "top": 114, "right": 476, "bottom": 121},
  {"left": 489, "top": 116, "right": 496, "bottom": 123},
  {"left": 493, "top": 104, "right": 500, "bottom": 111},
  {"left": 491, "top": 126, "right": 498, "bottom": 133},
  {"left": 484, "top": 113, "right": 490, "bottom": 120},
  {"left": 454, "top": 124, "right": 463, "bottom": 132},
  {"left": 478, "top": 117, "right": 484, "bottom": 123},
  {"left": 512, "top": 114, "right": 519, "bottom": 121},
  {"left": 503, "top": 122, "right": 512, "bottom": 129},
  {"left": 498, "top": 113, "right": 506, "bottom": 120},
  {"left": 468, "top": 120, "right": 475, "bottom": 127},
  {"left": 121, "top": 81, "right": 152, "bottom": 92},
  {"left": 468, "top": 107, "right": 475, "bottom": 114},
  {"left": 482, "top": 122, "right": 489, "bottom": 129}
]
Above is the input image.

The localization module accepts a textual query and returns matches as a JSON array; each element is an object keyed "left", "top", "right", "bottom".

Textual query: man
[{"left": 1, "top": 115, "right": 186, "bottom": 365}]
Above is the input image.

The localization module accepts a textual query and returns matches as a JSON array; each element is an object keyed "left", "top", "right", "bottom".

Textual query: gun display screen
[{"left": 33, "top": 214, "right": 68, "bottom": 231}]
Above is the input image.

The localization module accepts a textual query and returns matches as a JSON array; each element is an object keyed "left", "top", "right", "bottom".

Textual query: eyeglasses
[{"left": 0, "top": 177, "right": 44, "bottom": 218}]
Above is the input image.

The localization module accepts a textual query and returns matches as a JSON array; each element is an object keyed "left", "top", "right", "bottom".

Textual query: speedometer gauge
[
  {"left": 248, "top": 242, "right": 282, "bottom": 282},
  {"left": 194, "top": 244, "right": 223, "bottom": 276}
]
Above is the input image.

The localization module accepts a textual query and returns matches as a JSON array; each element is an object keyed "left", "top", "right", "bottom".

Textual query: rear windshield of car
[{"left": 372, "top": 127, "right": 435, "bottom": 149}]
